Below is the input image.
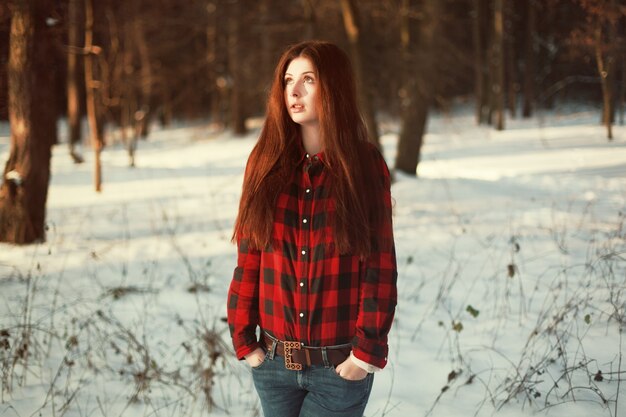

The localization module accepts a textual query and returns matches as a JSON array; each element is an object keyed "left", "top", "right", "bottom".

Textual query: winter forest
[{"left": 0, "top": 0, "right": 625, "bottom": 416}]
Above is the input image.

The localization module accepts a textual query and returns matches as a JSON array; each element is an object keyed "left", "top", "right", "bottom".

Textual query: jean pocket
[
  {"left": 330, "top": 366, "right": 370, "bottom": 384},
  {"left": 251, "top": 361, "right": 266, "bottom": 370}
]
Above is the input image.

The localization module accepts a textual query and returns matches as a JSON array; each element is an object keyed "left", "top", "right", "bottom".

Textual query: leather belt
[{"left": 262, "top": 333, "right": 351, "bottom": 370}]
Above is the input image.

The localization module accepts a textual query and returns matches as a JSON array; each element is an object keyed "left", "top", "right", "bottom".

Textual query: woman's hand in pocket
[
  {"left": 244, "top": 348, "right": 266, "bottom": 368},
  {"left": 335, "top": 357, "right": 368, "bottom": 381}
]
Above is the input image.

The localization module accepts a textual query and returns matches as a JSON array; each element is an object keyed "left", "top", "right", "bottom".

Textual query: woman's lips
[{"left": 291, "top": 104, "right": 305, "bottom": 113}]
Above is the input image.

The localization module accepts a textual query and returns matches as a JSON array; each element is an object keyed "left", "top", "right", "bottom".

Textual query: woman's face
[{"left": 284, "top": 57, "right": 319, "bottom": 127}]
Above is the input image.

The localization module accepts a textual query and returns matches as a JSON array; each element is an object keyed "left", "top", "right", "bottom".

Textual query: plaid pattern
[{"left": 227, "top": 145, "right": 397, "bottom": 369}]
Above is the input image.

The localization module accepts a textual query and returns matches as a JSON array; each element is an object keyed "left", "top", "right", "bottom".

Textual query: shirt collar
[{"left": 295, "top": 142, "right": 326, "bottom": 167}]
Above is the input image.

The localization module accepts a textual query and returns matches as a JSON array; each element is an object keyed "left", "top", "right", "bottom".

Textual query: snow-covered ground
[{"left": 0, "top": 106, "right": 624, "bottom": 417}]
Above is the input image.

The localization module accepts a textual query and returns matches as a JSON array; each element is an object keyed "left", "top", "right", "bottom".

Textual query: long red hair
[{"left": 233, "top": 41, "right": 387, "bottom": 257}]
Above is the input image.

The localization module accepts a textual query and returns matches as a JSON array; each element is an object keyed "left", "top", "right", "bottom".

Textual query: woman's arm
[
  {"left": 351, "top": 150, "right": 398, "bottom": 369},
  {"left": 227, "top": 238, "right": 262, "bottom": 360}
]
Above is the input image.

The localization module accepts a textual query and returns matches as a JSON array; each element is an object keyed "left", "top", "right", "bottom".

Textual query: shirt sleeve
[
  {"left": 351, "top": 148, "right": 398, "bottom": 369},
  {"left": 350, "top": 351, "right": 381, "bottom": 373},
  {"left": 227, "top": 238, "right": 262, "bottom": 360}
]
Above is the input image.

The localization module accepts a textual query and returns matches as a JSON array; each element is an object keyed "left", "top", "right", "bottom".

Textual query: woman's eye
[
  {"left": 284, "top": 78, "right": 293, "bottom": 85},
  {"left": 304, "top": 76, "right": 314, "bottom": 84}
]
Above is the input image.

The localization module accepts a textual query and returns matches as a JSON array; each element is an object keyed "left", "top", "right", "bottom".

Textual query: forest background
[{"left": 0, "top": 0, "right": 624, "bottom": 243}]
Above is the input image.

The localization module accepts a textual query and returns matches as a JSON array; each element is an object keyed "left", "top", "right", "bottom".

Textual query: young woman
[{"left": 227, "top": 40, "right": 397, "bottom": 417}]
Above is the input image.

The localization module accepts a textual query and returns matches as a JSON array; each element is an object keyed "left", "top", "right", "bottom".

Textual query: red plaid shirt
[{"left": 227, "top": 144, "right": 397, "bottom": 368}]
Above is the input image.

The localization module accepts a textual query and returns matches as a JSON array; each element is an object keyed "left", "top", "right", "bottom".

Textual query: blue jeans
[{"left": 251, "top": 352, "right": 374, "bottom": 417}]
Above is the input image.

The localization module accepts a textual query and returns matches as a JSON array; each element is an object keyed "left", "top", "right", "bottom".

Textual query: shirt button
[
  {"left": 301, "top": 249, "right": 306, "bottom": 255},
  {"left": 299, "top": 281, "right": 304, "bottom": 287},
  {"left": 305, "top": 188, "right": 311, "bottom": 193},
  {"left": 299, "top": 313, "right": 304, "bottom": 318},
  {"left": 305, "top": 153, "right": 310, "bottom": 158},
  {"left": 302, "top": 218, "right": 308, "bottom": 224},
  {"left": 313, "top": 156, "right": 319, "bottom": 161}
]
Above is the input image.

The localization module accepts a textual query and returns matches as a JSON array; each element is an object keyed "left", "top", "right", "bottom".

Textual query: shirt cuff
[
  {"left": 235, "top": 342, "right": 260, "bottom": 361},
  {"left": 350, "top": 351, "right": 381, "bottom": 373}
]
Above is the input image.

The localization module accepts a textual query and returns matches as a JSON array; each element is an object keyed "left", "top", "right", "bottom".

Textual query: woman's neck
[{"left": 301, "top": 123, "right": 322, "bottom": 155}]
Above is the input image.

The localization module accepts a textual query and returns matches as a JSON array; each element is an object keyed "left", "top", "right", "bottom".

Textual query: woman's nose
[{"left": 291, "top": 80, "right": 307, "bottom": 97}]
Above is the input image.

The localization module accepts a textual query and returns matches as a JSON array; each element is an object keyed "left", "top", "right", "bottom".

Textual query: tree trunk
[
  {"left": 522, "top": 0, "right": 536, "bottom": 118},
  {"left": 133, "top": 6, "right": 151, "bottom": 140},
  {"left": 302, "top": 0, "right": 317, "bottom": 39},
  {"left": 259, "top": 0, "right": 272, "bottom": 100},
  {"left": 595, "top": 20, "right": 613, "bottom": 140},
  {"left": 210, "top": 0, "right": 229, "bottom": 128},
  {"left": 37, "top": 1, "right": 58, "bottom": 148},
  {"left": 395, "top": 0, "right": 439, "bottom": 175},
  {"left": 396, "top": 95, "right": 429, "bottom": 176},
  {"left": 122, "top": 2, "right": 135, "bottom": 148},
  {"left": 472, "top": 0, "right": 489, "bottom": 124},
  {"left": 492, "top": 0, "right": 505, "bottom": 130},
  {"left": 340, "top": 0, "right": 380, "bottom": 147},
  {"left": 106, "top": 0, "right": 126, "bottom": 144},
  {"left": 67, "top": 0, "right": 84, "bottom": 163},
  {"left": 0, "top": 44, "right": 6, "bottom": 121},
  {"left": 504, "top": 0, "right": 516, "bottom": 118},
  {"left": 84, "top": 0, "right": 105, "bottom": 191},
  {"left": 0, "top": 0, "right": 56, "bottom": 244},
  {"left": 206, "top": 0, "right": 219, "bottom": 124},
  {"left": 607, "top": 0, "right": 618, "bottom": 126},
  {"left": 617, "top": 47, "right": 626, "bottom": 126},
  {"left": 228, "top": 0, "right": 247, "bottom": 136},
  {"left": 160, "top": 88, "right": 173, "bottom": 127},
  {"left": 539, "top": 3, "right": 556, "bottom": 109}
]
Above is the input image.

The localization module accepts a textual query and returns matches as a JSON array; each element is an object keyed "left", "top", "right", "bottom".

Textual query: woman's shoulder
[
  {"left": 355, "top": 140, "right": 391, "bottom": 188},
  {"left": 359, "top": 141, "right": 389, "bottom": 171}
]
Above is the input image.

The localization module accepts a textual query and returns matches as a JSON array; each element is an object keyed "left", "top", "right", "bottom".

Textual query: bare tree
[
  {"left": 522, "top": 0, "right": 536, "bottom": 118},
  {"left": 84, "top": 0, "right": 105, "bottom": 191},
  {"left": 492, "top": 0, "right": 505, "bottom": 130},
  {"left": 616, "top": 39, "right": 626, "bottom": 126},
  {"left": 593, "top": 0, "right": 617, "bottom": 140},
  {"left": 395, "top": 0, "right": 440, "bottom": 175},
  {"left": 206, "top": 0, "right": 219, "bottom": 125},
  {"left": 301, "top": 0, "right": 317, "bottom": 39},
  {"left": 0, "top": 0, "right": 57, "bottom": 244},
  {"left": 228, "top": 0, "right": 247, "bottom": 135},
  {"left": 133, "top": 5, "right": 152, "bottom": 140},
  {"left": 473, "top": 0, "right": 489, "bottom": 124},
  {"left": 67, "top": 0, "right": 84, "bottom": 163},
  {"left": 340, "top": 0, "right": 380, "bottom": 146},
  {"left": 504, "top": 0, "right": 516, "bottom": 118},
  {"left": 571, "top": 0, "right": 623, "bottom": 140}
]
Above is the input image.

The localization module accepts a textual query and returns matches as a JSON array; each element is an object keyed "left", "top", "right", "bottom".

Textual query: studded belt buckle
[{"left": 283, "top": 341, "right": 302, "bottom": 371}]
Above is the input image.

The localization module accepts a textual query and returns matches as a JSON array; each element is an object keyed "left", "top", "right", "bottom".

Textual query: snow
[{"left": 0, "top": 106, "right": 624, "bottom": 417}]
